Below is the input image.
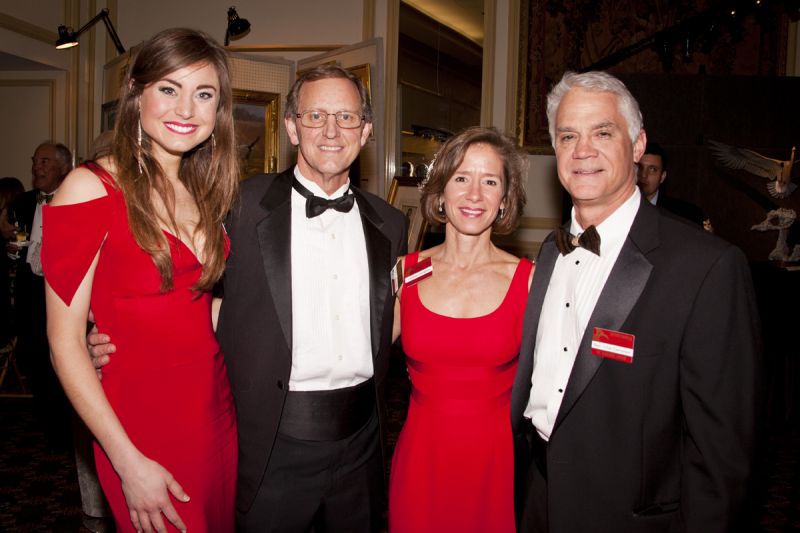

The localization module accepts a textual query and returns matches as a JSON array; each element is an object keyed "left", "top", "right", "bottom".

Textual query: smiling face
[
  {"left": 441, "top": 143, "right": 506, "bottom": 237},
  {"left": 138, "top": 61, "right": 219, "bottom": 164},
  {"left": 554, "top": 88, "right": 645, "bottom": 222},
  {"left": 285, "top": 77, "right": 372, "bottom": 194}
]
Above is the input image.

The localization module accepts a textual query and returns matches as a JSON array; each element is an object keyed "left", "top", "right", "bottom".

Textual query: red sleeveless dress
[
  {"left": 42, "top": 162, "right": 237, "bottom": 533},
  {"left": 389, "top": 252, "right": 532, "bottom": 533}
]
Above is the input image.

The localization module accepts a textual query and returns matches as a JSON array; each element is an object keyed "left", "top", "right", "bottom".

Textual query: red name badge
[
  {"left": 591, "top": 327, "right": 635, "bottom": 364},
  {"left": 404, "top": 257, "right": 433, "bottom": 288}
]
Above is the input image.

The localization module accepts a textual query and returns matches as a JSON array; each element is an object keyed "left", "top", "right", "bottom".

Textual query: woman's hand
[{"left": 118, "top": 453, "right": 190, "bottom": 533}]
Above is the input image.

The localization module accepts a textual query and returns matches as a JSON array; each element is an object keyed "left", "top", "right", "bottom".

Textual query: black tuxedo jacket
[
  {"left": 511, "top": 198, "right": 760, "bottom": 532},
  {"left": 216, "top": 168, "right": 407, "bottom": 512}
]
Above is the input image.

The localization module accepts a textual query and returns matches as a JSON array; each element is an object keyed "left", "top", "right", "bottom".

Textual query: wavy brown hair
[
  {"left": 112, "top": 28, "right": 238, "bottom": 292},
  {"left": 420, "top": 127, "right": 527, "bottom": 235}
]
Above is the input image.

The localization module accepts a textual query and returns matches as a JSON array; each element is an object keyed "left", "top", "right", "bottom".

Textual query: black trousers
[
  {"left": 517, "top": 421, "right": 548, "bottom": 532},
  {"left": 16, "top": 270, "right": 71, "bottom": 449},
  {"left": 237, "top": 410, "right": 385, "bottom": 533}
]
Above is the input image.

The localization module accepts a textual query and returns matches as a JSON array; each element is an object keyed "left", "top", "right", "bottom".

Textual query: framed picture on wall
[
  {"left": 232, "top": 89, "right": 281, "bottom": 178},
  {"left": 101, "top": 100, "right": 118, "bottom": 132},
  {"left": 347, "top": 63, "right": 372, "bottom": 100},
  {"left": 387, "top": 176, "right": 428, "bottom": 252}
]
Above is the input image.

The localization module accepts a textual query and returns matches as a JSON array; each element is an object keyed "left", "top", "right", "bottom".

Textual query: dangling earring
[
  {"left": 136, "top": 119, "right": 144, "bottom": 174},
  {"left": 498, "top": 207, "right": 506, "bottom": 220},
  {"left": 211, "top": 132, "right": 216, "bottom": 149},
  {"left": 438, "top": 202, "right": 445, "bottom": 215}
]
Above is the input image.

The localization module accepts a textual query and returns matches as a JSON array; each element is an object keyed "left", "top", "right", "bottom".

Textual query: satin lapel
[
  {"left": 512, "top": 233, "right": 559, "bottom": 415},
  {"left": 353, "top": 189, "right": 391, "bottom": 360},
  {"left": 256, "top": 170, "right": 294, "bottom": 351},
  {"left": 553, "top": 201, "right": 658, "bottom": 432}
]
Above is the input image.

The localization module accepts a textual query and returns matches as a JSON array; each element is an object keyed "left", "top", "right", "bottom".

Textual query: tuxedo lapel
[
  {"left": 512, "top": 232, "right": 559, "bottom": 419},
  {"left": 256, "top": 170, "right": 294, "bottom": 351},
  {"left": 353, "top": 188, "right": 391, "bottom": 360},
  {"left": 554, "top": 200, "right": 658, "bottom": 431}
]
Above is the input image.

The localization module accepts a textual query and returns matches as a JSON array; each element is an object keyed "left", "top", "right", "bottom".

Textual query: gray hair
[
  {"left": 36, "top": 141, "right": 73, "bottom": 173},
  {"left": 546, "top": 71, "right": 643, "bottom": 147}
]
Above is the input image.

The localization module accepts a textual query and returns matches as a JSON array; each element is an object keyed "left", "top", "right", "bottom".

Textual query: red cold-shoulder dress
[{"left": 42, "top": 162, "right": 237, "bottom": 533}]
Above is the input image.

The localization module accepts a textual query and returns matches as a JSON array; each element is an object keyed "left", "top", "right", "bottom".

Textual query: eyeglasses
[{"left": 295, "top": 110, "right": 364, "bottom": 129}]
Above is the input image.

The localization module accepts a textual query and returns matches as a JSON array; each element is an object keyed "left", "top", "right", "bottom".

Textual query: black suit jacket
[
  {"left": 216, "top": 168, "right": 407, "bottom": 512},
  {"left": 511, "top": 198, "right": 760, "bottom": 532}
]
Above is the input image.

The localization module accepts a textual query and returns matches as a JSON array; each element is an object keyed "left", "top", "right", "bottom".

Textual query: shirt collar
[
  {"left": 293, "top": 166, "right": 350, "bottom": 200},
  {"left": 649, "top": 190, "right": 659, "bottom": 205},
  {"left": 570, "top": 187, "right": 641, "bottom": 255}
]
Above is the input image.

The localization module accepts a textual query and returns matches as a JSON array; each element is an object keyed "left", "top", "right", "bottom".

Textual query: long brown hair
[{"left": 113, "top": 28, "right": 238, "bottom": 292}]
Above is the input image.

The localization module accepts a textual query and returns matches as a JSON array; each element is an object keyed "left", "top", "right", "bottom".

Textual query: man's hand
[{"left": 87, "top": 325, "right": 116, "bottom": 380}]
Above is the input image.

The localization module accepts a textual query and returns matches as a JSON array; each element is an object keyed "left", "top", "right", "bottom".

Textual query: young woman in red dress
[
  {"left": 389, "top": 127, "right": 534, "bottom": 533},
  {"left": 42, "top": 28, "right": 239, "bottom": 533}
]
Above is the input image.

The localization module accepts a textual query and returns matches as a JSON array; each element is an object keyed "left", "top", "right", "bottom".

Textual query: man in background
[
  {"left": 637, "top": 141, "right": 705, "bottom": 226},
  {"left": 11, "top": 141, "right": 73, "bottom": 449}
]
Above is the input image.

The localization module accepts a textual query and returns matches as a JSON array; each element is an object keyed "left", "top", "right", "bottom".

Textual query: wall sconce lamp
[
  {"left": 225, "top": 6, "right": 251, "bottom": 46},
  {"left": 55, "top": 8, "right": 125, "bottom": 54}
]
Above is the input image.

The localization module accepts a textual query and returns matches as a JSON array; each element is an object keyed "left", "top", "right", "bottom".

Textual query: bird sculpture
[
  {"left": 708, "top": 140, "right": 797, "bottom": 199},
  {"left": 751, "top": 208, "right": 800, "bottom": 261}
]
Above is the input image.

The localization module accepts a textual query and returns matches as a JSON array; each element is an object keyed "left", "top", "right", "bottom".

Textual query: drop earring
[{"left": 136, "top": 119, "right": 144, "bottom": 174}]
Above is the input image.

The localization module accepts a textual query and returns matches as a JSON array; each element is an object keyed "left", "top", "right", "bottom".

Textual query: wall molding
[
  {"left": 0, "top": 79, "right": 57, "bottom": 139},
  {"left": 480, "top": 0, "right": 496, "bottom": 126},
  {"left": 518, "top": 216, "right": 560, "bottom": 230},
  {"left": 0, "top": 13, "right": 57, "bottom": 44}
]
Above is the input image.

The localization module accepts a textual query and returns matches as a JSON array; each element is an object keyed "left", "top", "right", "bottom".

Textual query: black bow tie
[
  {"left": 555, "top": 225, "right": 601, "bottom": 256},
  {"left": 292, "top": 178, "right": 355, "bottom": 218},
  {"left": 37, "top": 192, "right": 54, "bottom": 205}
]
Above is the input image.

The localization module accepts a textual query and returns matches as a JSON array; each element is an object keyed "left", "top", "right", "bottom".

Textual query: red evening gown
[
  {"left": 42, "top": 162, "right": 237, "bottom": 533},
  {"left": 389, "top": 252, "right": 532, "bottom": 533}
]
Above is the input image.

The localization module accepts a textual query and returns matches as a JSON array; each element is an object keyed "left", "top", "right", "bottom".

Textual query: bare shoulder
[
  {"left": 417, "top": 244, "right": 443, "bottom": 263},
  {"left": 51, "top": 165, "right": 110, "bottom": 207},
  {"left": 494, "top": 248, "right": 524, "bottom": 273},
  {"left": 495, "top": 248, "right": 535, "bottom": 288}
]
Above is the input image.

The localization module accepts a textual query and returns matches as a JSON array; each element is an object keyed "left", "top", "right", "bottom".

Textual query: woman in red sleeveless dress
[
  {"left": 389, "top": 127, "right": 534, "bottom": 532},
  {"left": 42, "top": 29, "right": 239, "bottom": 533}
]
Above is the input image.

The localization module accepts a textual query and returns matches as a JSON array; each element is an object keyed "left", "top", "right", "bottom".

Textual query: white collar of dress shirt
[
  {"left": 649, "top": 189, "right": 659, "bottom": 205},
  {"left": 293, "top": 166, "right": 351, "bottom": 200},
  {"left": 570, "top": 187, "right": 641, "bottom": 255}
]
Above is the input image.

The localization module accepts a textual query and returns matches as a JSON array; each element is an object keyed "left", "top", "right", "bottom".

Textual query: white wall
[{"left": 0, "top": 74, "right": 67, "bottom": 189}]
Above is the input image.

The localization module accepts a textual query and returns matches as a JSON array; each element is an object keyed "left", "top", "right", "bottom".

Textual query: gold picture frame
[
  {"left": 232, "top": 89, "right": 280, "bottom": 178},
  {"left": 347, "top": 63, "right": 372, "bottom": 100},
  {"left": 387, "top": 177, "right": 428, "bottom": 252}
]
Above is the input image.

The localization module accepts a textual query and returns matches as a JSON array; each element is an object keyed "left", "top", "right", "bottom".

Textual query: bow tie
[
  {"left": 292, "top": 178, "right": 355, "bottom": 218},
  {"left": 555, "top": 225, "right": 601, "bottom": 255},
  {"left": 37, "top": 192, "right": 54, "bottom": 205}
]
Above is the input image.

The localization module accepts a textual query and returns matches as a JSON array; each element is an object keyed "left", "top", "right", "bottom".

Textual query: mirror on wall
[{"left": 397, "top": 1, "right": 484, "bottom": 179}]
